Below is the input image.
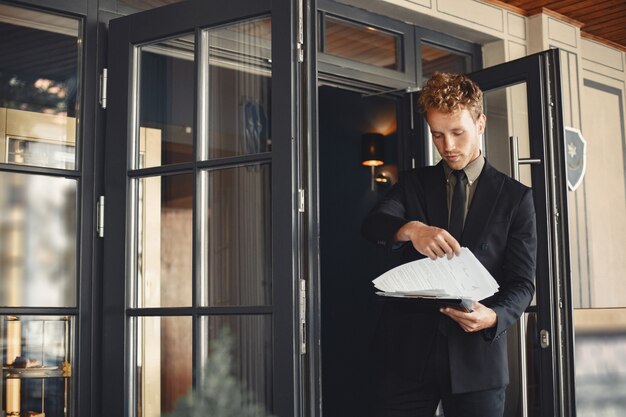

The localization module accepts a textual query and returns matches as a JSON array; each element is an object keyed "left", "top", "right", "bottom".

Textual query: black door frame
[
  {"left": 102, "top": 1, "right": 303, "bottom": 416},
  {"left": 468, "top": 49, "right": 576, "bottom": 417}
]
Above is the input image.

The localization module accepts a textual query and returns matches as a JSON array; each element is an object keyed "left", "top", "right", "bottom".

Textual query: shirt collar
[{"left": 443, "top": 154, "right": 485, "bottom": 186}]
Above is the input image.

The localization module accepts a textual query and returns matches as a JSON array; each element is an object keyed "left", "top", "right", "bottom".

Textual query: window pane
[
  {"left": 483, "top": 83, "right": 532, "bottom": 186},
  {"left": 421, "top": 44, "right": 468, "bottom": 82},
  {"left": 0, "top": 4, "right": 80, "bottom": 170},
  {"left": 204, "top": 17, "right": 272, "bottom": 159},
  {"left": 202, "top": 164, "right": 272, "bottom": 306},
  {"left": 482, "top": 83, "right": 534, "bottom": 307},
  {"left": 133, "top": 316, "right": 192, "bottom": 417},
  {"left": 137, "top": 34, "right": 195, "bottom": 168},
  {"left": 136, "top": 173, "right": 193, "bottom": 308},
  {"left": 200, "top": 315, "right": 273, "bottom": 412},
  {"left": 324, "top": 16, "right": 400, "bottom": 70},
  {"left": 0, "top": 172, "right": 77, "bottom": 307},
  {"left": 1, "top": 315, "right": 74, "bottom": 417}
]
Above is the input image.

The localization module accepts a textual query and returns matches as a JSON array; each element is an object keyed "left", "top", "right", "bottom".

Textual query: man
[{"left": 362, "top": 72, "right": 536, "bottom": 417}]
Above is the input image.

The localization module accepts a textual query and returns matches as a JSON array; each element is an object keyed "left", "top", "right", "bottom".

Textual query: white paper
[{"left": 372, "top": 247, "right": 499, "bottom": 301}]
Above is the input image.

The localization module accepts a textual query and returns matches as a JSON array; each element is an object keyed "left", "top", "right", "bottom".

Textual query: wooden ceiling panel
[{"left": 494, "top": 0, "right": 626, "bottom": 51}]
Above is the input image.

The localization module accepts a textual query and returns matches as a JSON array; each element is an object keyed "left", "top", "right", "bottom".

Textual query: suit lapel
[{"left": 462, "top": 161, "right": 504, "bottom": 248}]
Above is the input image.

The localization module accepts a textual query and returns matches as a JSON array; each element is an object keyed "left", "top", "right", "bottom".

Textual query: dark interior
[{"left": 319, "top": 85, "right": 403, "bottom": 416}]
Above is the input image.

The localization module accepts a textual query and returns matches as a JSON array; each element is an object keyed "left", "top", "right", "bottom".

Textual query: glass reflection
[
  {"left": 324, "top": 16, "right": 400, "bottom": 70},
  {"left": 204, "top": 17, "right": 272, "bottom": 159},
  {"left": 0, "top": 3, "right": 80, "bottom": 170},
  {"left": 0, "top": 172, "right": 76, "bottom": 307},
  {"left": 202, "top": 164, "right": 272, "bottom": 306},
  {"left": 133, "top": 316, "right": 192, "bottom": 417},
  {"left": 483, "top": 84, "right": 532, "bottom": 186},
  {"left": 200, "top": 315, "right": 273, "bottom": 412},
  {"left": 421, "top": 44, "right": 468, "bottom": 83},
  {"left": 138, "top": 34, "right": 195, "bottom": 168},
  {"left": 482, "top": 84, "right": 535, "bottom": 308},
  {"left": 136, "top": 173, "right": 193, "bottom": 308},
  {"left": 1, "top": 315, "right": 74, "bottom": 417}
]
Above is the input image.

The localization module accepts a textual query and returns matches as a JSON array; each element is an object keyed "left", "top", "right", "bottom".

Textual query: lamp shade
[{"left": 361, "top": 133, "right": 384, "bottom": 166}]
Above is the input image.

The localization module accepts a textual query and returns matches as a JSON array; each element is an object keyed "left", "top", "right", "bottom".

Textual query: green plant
[{"left": 165, "top": 329, "right": 275, "bottom": 417}]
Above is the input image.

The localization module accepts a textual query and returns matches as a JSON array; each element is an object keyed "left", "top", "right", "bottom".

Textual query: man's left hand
[{"left": 440, "top": 301, "right": 497, "bottom": 333}]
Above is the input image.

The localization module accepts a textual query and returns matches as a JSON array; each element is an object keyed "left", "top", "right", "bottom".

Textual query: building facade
[{"left": 0, "top": 0, "right": 625, "bottom": 416}]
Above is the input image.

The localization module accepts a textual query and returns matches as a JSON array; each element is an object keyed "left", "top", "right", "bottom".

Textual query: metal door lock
[{"left": 540, "top": 329, "right": 550, "bottom": 348}]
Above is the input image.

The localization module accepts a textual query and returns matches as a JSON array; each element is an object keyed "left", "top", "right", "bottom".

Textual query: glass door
[
  {"left": 102, "top": 1, "right": 303, "bottom": 416},
  {"left": 468, "top": 49, "right": 575, "bottom": 417},
  {"left": 0, "top": 4, "right": 84, "bottom": 417}
]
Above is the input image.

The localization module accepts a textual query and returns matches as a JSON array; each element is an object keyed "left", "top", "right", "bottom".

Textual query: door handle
[{"left": 509, "top": 136, "right": 542, "bottom": 181}]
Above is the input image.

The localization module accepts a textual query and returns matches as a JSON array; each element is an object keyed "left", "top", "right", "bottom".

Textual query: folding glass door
[
  {"left": 469, "top": 49, "right": 575, "bottom": 417},
  {"left": 102, "top": 1, "right": 303, "bottom": 415}
]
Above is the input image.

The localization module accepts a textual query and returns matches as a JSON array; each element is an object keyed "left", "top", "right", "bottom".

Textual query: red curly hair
[{"left": 418, "top": 72, "right": 483, "bottom": 121}]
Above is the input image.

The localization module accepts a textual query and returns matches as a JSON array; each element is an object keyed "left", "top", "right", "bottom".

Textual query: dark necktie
[{"left": 449, "top": 170, "right": 466, "bottom": 240}]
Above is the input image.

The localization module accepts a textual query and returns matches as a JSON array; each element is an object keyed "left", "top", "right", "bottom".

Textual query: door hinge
[
  {"left": 96, "top": 195, "right": 105, "bottom": 238},
  {"left": 99, "top": 68, "right": 108, "bottom": 109},
  {"left": 299, "top": 278, "right": 307, "bottom": 354},
  {"left": 298, "top": 188, "right": 305, "bottom": 212},
  {"left": 296, "top": 0, "right": 304, "bottom": 63}
]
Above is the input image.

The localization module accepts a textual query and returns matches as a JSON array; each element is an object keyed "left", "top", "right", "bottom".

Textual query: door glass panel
[
  {"left": 203, "top": 17, "right": 272, "bottom": 160},
  {"left": 0, "top": 3, "right": 80, "bottom": 170},
  {"left": 202, "top": 164, "right": 271, "bottom": 306},
  {"left": 481, "top": 83, "right": 534, "bottom": 284},
  {"left": 1, "top": 315, "right": 74, "bottom": 417},
  {"left": 132, "top": 316, "right": 192, "bottom": 417},
  {"left": 483, "top": 83, "right": 532, "bottom": 186},
  {"left": 324, "top": 15, "right": 400, "bottom": 70},
  {"left": 138, "top": 34, "right": 195, "bottom": 168},
  {"left": 200, "top": 315, "right": 273, "bottom": 411},
  {"left": 0, "top": 171, "right": 77, "bottom": 307},
  {"left": 421, "top": 44, "right": 469, "bottom": 83},
  {"left": 481, "top": 83, "right": 537, "bottom": 417},
  {"left": 136, "top": 173, "right": 193, "bottom": 308}
]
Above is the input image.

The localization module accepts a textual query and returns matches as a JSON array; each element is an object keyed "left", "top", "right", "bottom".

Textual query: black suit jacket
[{"left": 362, "top": 160, "right": 537, "bottom": 393}]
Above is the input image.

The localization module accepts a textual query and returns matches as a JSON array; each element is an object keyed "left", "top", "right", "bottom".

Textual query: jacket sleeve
[
  {"left": 361, "top": 179, "right": 412, "bottom": 249},
  {"left": 484, "top": 187, "right": 537, "bottom": 342}
]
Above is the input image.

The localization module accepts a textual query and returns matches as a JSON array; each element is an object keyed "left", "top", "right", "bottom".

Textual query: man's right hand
[{"left": 394, "top": 221, "right": 461, "bottom": 260}]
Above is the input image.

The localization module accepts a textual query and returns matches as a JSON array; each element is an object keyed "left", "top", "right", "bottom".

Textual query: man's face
[{"left": 426, "top": 108, "right": 485, "bottom": 171}]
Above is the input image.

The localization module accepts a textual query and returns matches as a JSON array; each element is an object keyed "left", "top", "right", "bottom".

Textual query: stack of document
[{"left": 373, "top": 247, "right": 499, "bottom": 311}]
